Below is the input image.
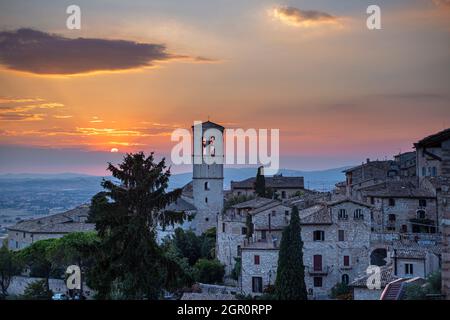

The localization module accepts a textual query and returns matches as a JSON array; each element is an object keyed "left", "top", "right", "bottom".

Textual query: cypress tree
[
  {"left": 254, "top": 166, "right": 266, "bottom": 197},
  {"left": 275, "top": 206, "right": 307, "bottom": 300}
]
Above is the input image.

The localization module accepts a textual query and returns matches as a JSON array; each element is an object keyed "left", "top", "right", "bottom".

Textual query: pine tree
[
  {"left": 275, "top": 206, "right": 308, "bottom": 300},
  {"left": 254, "top": 166, "right": 266, "bottom": 197},
  {"left": 87, "top": 152, "right": 190, "bottom": 299}
]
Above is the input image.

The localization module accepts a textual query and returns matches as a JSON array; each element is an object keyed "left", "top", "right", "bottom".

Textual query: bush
[
  {"left": 22, "top": 279, "right": 53, "bottom": 300},
  {"left": 330, "top": 282, "right": 352, "bottom": 300},
  {"left": 193, "top": 259, "right": 224, "bottom": 284}
]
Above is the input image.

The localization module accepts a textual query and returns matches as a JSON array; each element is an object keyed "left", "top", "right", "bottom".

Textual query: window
[
  {"left": 237, "top": 245, "right": 241, "bottom": 256},
  {"left": 417, "top": 210, "right": 426, "bottom": 219},
  {"left": 313, "top": 255, "right": 322, "bottom": 271},
  {"left": 405, "top": 263, "right": 414, "bottom": 275},
  {"left": 222, "top": 223, "right": 226, "bottom": 233},
  {"left": 308, "top": 288, "right": 313, "bottom": 295},
  {"left": 388, "top": 214, "right": 396, "bottom": 222},
  {"left": 204, "top": 181, "right": 210, "bottom": 190},
  {"left": 252, "top": 277, "right": 263, "bottom": 293},
  {"left": 23, "top": 232, "right": 26, "bottom": 238},
  {"left": 313, "top": 230, "right": 325, "bottom": 241},
  {"left": 343, "top": 255, "right": 350, "bottom": 266},
  {"left": 432, "top": 167, "right": 437, "bottom": 176},
  {"left": 281, "top": 191, "right": 286, "bottom": 199},
  {"left": 371, "top": 213, "right": 374, "bottom": 221},
  {"left": 271, "top": 210, "right": 276, "bottom": 217},
  {"left": 313, "top": 277, "right": 323, "bottom": 287},
  {"left": 388, "top": 198, "right": 395, "bottom": 206},
  {"left": 254, "top": 255, "right": 260, "bottom": 265},
  {"left": 353, "top": 209, "right": 363, "bottom": 220},
  {"left": 338, "top": 209, "right": 348, "bottom": 220},
  {"left": 261, "top": 230, "right": 267, "bottom": 240},
  {"left": 338, "top": 230, "right": 345, "bottom": 242},
  {"left": 241, "top": 227, "right": 247, "bottom": 235},
  {"left": 419, "top": 199, "right": 427, "bottom": 207},
  {"left": 422, "top": 167, "right": 426, "bottom": 176},
  {"left": 205, "top": 217, "right": 209, "bottom": 222},
  {"left": 370, "top": 197, "right": 375, "bottom": 205},
  {"left": 285, "top": 210, "right": 289, "bottom": 216},
  {"left": 401, "top": 225, "right": 408, "bottom": 233},
  {"left": 342, "top": 274, "right": 349, "bottom": 285},
  {"left": 205, "top": 197, "right": 208, "bottom": 203}
]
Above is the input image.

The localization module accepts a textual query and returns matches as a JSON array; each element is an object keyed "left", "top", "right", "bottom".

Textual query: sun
[{"left": 110, "top": 148, "right": 119, "bottom": 153}]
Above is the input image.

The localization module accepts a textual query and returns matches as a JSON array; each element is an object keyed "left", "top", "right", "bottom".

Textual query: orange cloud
[{"left": 270, "top": 6, "right": 341, "bottom": 28}]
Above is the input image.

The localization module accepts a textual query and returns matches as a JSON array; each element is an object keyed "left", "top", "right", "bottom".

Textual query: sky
[{"left": 0, "top": 0, "right": 449, "bottom": 175}]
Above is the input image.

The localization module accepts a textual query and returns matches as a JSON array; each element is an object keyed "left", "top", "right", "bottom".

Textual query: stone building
[
  {"left": 393, "top": 151, "right": 417, "bottom": 178},
  {"left": 413, "top": 128, "right": 450, "bottom": 299},
  {"left": 6, "top": 205, "right": 95, "bottom": 250},
  {"left": 238, "top": 199, "right": 372, "bottom": 299},
  {"left": 216, "top": 197, "right": 290, "bottom": 276},
  {"left": 350, "top": 265, "right": 398, "bottom": 300},
  {"left": 358, "top": 180, "right": 438, "bottom": 234},
  {"left": 343, "top": 159, "right": 397, "bottom": 198},
  {"left": 414, "top": 128, "right": 450, "bottom": 182},
  {"left": 230, "top": 174, "right": 304, "bottom": 199}
]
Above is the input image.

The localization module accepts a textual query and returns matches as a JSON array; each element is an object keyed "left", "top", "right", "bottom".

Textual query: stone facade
[
  {"left": 6, "top": 205, "right": 94, "bottom": 251},
  {"left": 236, "top": 199, "right": 372, "bottom": 299},
  {"left": 191, "top": 121, "right": 224, "bottom": 235}
]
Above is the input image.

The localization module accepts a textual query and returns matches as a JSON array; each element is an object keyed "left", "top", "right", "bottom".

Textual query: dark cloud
[
  {"left": 0, "top": 28, "right": 180, "bottom": 75},
  {"left": 272, "top": 6, "right": 338, "bottom": 26}
]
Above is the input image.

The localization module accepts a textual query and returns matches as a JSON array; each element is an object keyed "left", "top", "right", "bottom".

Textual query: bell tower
[{"left": 191, "top": 121, "right": 224, "bottom": 234}]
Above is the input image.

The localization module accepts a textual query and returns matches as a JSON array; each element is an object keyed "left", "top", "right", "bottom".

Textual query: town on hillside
[{"left": 2, "top": 122, "right": 449, "bottom": 301}]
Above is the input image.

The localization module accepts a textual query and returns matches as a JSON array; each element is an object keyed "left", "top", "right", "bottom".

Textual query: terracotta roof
[
  {"left": 7, "top": 205, "right": 95, "bottom": 234},
  {"left": 414, "top": 128, "right": 450, "bottom": 148},
  {"left": 165, "top": 197, "right": 196, "bottom": 211},
  {"left": 350, "top": 264, "right": 399, "bottom": 288},
  {"left": 231, "top": 197, "right": 276, "bottom": 210},
  {"left": 231, "top": 175, "right": 304, "bottom": 190},
  {"left": 191, "top": 120, "right": 225, "bottom": 131},
  {"left": 343, "top": 160, "right": 392, "bottom": 174},
  {"left": 299, "top": 204, "right": 332, "bottom": 225},
  {"left": 360, "top": 181, "right": 435, "bottom": 198}
]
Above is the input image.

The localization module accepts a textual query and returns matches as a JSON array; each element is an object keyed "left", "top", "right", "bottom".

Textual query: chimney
[{"left": 366, "top": 158, "right": 371, "bottom": 164}]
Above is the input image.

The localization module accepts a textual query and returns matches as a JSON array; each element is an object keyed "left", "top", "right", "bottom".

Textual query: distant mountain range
[{"left": 0, "top": 166, "right": 351, "bottom": 192}]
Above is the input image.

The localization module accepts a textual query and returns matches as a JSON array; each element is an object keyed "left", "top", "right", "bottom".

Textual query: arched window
[
  {"left": 205, "top": 197, "right": 208, "bottom": 203},
  {"left": 338, "top": 209, "right": 348, "bottom": 220},
  {"left": 204, "top": 181, "right": 210, "bottom": 191},
  {"left": 353, "top": 209, "right": 363, "bottom": 220},
  {"left": 342, "top": 274, "right": 349, "bottom": 285}
]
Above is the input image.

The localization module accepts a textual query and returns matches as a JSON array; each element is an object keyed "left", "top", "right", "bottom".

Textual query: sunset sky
[{"left": 0, "top": 0, "right": 449, "bottom": 174}]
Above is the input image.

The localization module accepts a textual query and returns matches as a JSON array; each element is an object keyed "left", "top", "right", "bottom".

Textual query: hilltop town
[{"left": 3, "top": 122, "right": 450, "bottom": 300}]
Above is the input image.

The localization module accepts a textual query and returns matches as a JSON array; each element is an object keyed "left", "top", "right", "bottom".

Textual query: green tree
[
  {"left": 172, "top": 228, "right": 201, "bottom": 266},
  {"left": 86, "top": 152, "right": 189, "bottom": 299},
  {"left": 275, "top": 206, "right": 307, "bottom": 300},
  {"left": 245, "top": 214, "right": 254, "bottom": 239},
  {"left": 22, "top": 279, "right": 53, "bottom": 300},
  {"left": 231, "top": 257, "right": 241, "bottom": 281},
  {"left": 254, "top": 166, "right": 266, "bottom": 197},
  {"left": 193, "top": 259, "right": 225, "bottom": 284},
  {"left": 17, "top": 239, "right": 60, "bottom": 291},
  {"left": 199, "top": 227, "right": 216, "bottom": 259},
  {"left": 0, "top": 244, "right": 22, "bottom": 298}
]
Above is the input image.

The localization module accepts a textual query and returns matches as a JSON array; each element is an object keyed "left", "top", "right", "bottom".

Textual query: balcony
[
  {"left": 339, "top": 265, "right": 353, "bottom": 271},
  {"left": 306, "top": 266, "right": 329, "bottom": 275}
]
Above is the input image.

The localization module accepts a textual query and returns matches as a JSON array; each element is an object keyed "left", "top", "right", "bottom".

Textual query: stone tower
[{"left": 191, "top": 121, "right": 224, "bottom": 234}]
